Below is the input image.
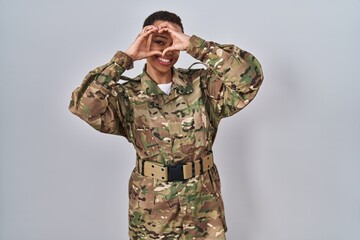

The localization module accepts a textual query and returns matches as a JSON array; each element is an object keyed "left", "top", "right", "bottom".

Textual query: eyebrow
[{"left": 153, "top": 35, "right": 168, "bottom": 40}]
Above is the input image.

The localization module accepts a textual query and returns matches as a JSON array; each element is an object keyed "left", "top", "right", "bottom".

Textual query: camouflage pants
[{"left": 128, "top": 164, "right": 227, "bottom": 239}]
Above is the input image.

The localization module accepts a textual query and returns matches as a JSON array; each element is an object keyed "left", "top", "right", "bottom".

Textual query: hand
[
  {"left": 157, "top": 22, "right": 191, "bottom": 56},
  {"left": 125, "top": 26, "right": 163, "bottom": 61}
]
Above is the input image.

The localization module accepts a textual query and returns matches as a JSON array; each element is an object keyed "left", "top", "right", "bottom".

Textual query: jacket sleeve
[
  {"left": 69, "top": 51, "right": 133, "bottom": 138},
  {"left": 186, "top": 35, "right": 264, "bottom": 122}
]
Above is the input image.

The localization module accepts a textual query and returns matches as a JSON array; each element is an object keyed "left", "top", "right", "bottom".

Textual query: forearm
[
  {"left": 187, "top": 35, "right": 264, "bottom": 117},
  {"left": 95, "top": 51, "right": 134, "bottom": 86},
  {"left": 69, "top": 51, "right": 133, "bottom": 135},
  {"left": 187, "top": 35, "right": 263, "bottom": 89}
]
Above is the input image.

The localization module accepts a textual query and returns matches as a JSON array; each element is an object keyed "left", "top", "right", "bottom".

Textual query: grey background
[{"left": 1, "top": 0, "right": 359, "bottom": 239}]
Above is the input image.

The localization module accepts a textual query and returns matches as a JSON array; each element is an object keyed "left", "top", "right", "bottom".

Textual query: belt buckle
[{"left": 167, "top": 164, "right": 184, "bottom": 182}]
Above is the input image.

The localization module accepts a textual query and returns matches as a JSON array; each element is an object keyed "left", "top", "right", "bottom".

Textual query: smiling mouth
[{"left": 157, "top": 57, "right": 172, "bottom": 65}]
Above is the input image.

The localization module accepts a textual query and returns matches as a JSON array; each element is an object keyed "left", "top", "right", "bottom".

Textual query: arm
[
  {"left": 158, "top": 24, "right": 264, "bottom": 122},
  {"left": 187, "top": 35, "right": 264, "bottom": 121},
  {"left": 69, "top": 26, "right": 161, "bottom": 137},
  {"left": 69, "top": 52, "right": 133, "bottom": 137}
]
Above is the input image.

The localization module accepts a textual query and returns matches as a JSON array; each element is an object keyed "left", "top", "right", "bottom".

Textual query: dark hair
[{"left": 143, "top": 10, "right": 184, "bottom": 32}]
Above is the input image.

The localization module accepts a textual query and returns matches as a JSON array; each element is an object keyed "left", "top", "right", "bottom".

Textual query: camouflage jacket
[{"left": 69, "top": 35, "right": 264, "bottom": 166}]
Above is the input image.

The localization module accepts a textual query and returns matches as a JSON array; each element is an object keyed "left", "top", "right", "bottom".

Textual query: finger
[
  {"left": 158, "top": 27, "right": 172, "bottom": 34},
  {"left": 146, "top": 31, "right": 153, "bottom": 53},
  {"left": 157, "top": 22, "right": 178, "bottom": 31},
  {"left": 138, "top": 27, "right": 157, "bottom": 40},
  {"left": 158, "top": 28, "right": 181, "bottom": 46},
  {"left": 162, "top": 46, "right": 177, "bottom": 56},
  {"left": 158, "top": 27, "right": 180, "bottom": 39},
  {"left": 145, "top": 50, "right": 163, "bottom": 58},
  {"left": 138, "top": 28, "right": 158, "bottom": 41},
  {"left": 130, "top": 28, "right": 157, "bottom": 57},
  {"left": 141, "top": 25, "right": 158, "bottom": 34},
  {"left": 143, "top": 27, "right": 158, "bottom": 36}
]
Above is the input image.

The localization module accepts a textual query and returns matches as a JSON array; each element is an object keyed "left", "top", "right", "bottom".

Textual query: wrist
[
  {"left": 124, "top": 50, "right": 136, "bottom": 61},
  {"left": 186, "top": 35, "right": 208, "bottom": 60},
  {"left": 182, "top": 35, "right": 191, "bottom": 51},
  {"left": 111, "top": 51, "right": 134, "bottom": 70}
]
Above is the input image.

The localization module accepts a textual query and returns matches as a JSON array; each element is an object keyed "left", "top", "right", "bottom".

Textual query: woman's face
[{"left": 146, "top": 20, "right": 182, "bottom": 74}]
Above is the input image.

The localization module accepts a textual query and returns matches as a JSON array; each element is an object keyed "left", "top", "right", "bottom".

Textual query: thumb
[
  {"left": 146, "top": 50, "right": 163, "bottom": 58},
  {"left": 162, "top": 46, "right": 176, "bottom": 57}
]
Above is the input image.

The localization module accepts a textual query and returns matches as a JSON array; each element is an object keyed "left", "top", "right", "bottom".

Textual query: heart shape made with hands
[
  {"left": 126, "top": 24, "right": 190, "bottom": 60},
  {"left": 156, "top": 27, "right": 189, "bottom": 56}
]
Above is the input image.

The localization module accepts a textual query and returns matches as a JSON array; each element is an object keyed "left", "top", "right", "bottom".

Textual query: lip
[{"left": 156, "top": 56, "right": 173, "bottom": 66}]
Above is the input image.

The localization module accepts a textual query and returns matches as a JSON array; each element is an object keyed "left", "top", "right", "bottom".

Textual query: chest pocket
[
  {"left": 131, "top": 98, "right": 162, "bottom": 159},
  {"left": 168, "top": 81, "right": 209, "bottom": 151}
]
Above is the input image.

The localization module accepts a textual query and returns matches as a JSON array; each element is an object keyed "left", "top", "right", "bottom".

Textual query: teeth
[{"left": 158, "top": 57, "right": 170, "bottom": 63}]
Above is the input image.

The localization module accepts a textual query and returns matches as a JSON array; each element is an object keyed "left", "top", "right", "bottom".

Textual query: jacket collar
[{"left": 140, "top": 64, "right": 193, "bottom": 97}]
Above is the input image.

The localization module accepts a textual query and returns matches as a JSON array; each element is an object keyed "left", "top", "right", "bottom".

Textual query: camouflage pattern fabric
[{"left": 69, "top": 35, "right": 264, "bottom": 239}]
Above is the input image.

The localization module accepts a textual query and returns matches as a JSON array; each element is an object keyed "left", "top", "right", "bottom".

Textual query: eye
[{"left": 154, "top": 40, "right": 165, "bottom": 45}]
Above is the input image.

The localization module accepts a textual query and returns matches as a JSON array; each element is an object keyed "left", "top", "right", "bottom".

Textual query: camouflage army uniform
[{"left": 69, "top": 35, "right": 263, "bottom": 239}]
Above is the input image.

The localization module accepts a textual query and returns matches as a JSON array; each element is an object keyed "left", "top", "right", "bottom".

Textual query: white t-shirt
[{"left": 157, "top": 82, "right": 172, "bottom": 95}]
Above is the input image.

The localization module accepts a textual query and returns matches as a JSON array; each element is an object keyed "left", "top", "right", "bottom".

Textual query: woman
[{"left": 69, "top": 10, "right": 263, "bottom": 240}]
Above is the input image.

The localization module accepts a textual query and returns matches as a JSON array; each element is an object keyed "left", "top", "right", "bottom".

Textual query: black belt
[{"left": 136, "top": 153, "right": 214, "bottom": 182}]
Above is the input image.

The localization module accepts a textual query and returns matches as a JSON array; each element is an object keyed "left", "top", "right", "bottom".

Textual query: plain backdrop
[{"left": 1, "top": 0, "right": 359, "bottom": 239}]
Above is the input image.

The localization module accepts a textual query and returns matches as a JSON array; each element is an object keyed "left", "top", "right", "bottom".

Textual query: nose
[{"left": 164, "top": 50, "right": 173, "bottom": 56}]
